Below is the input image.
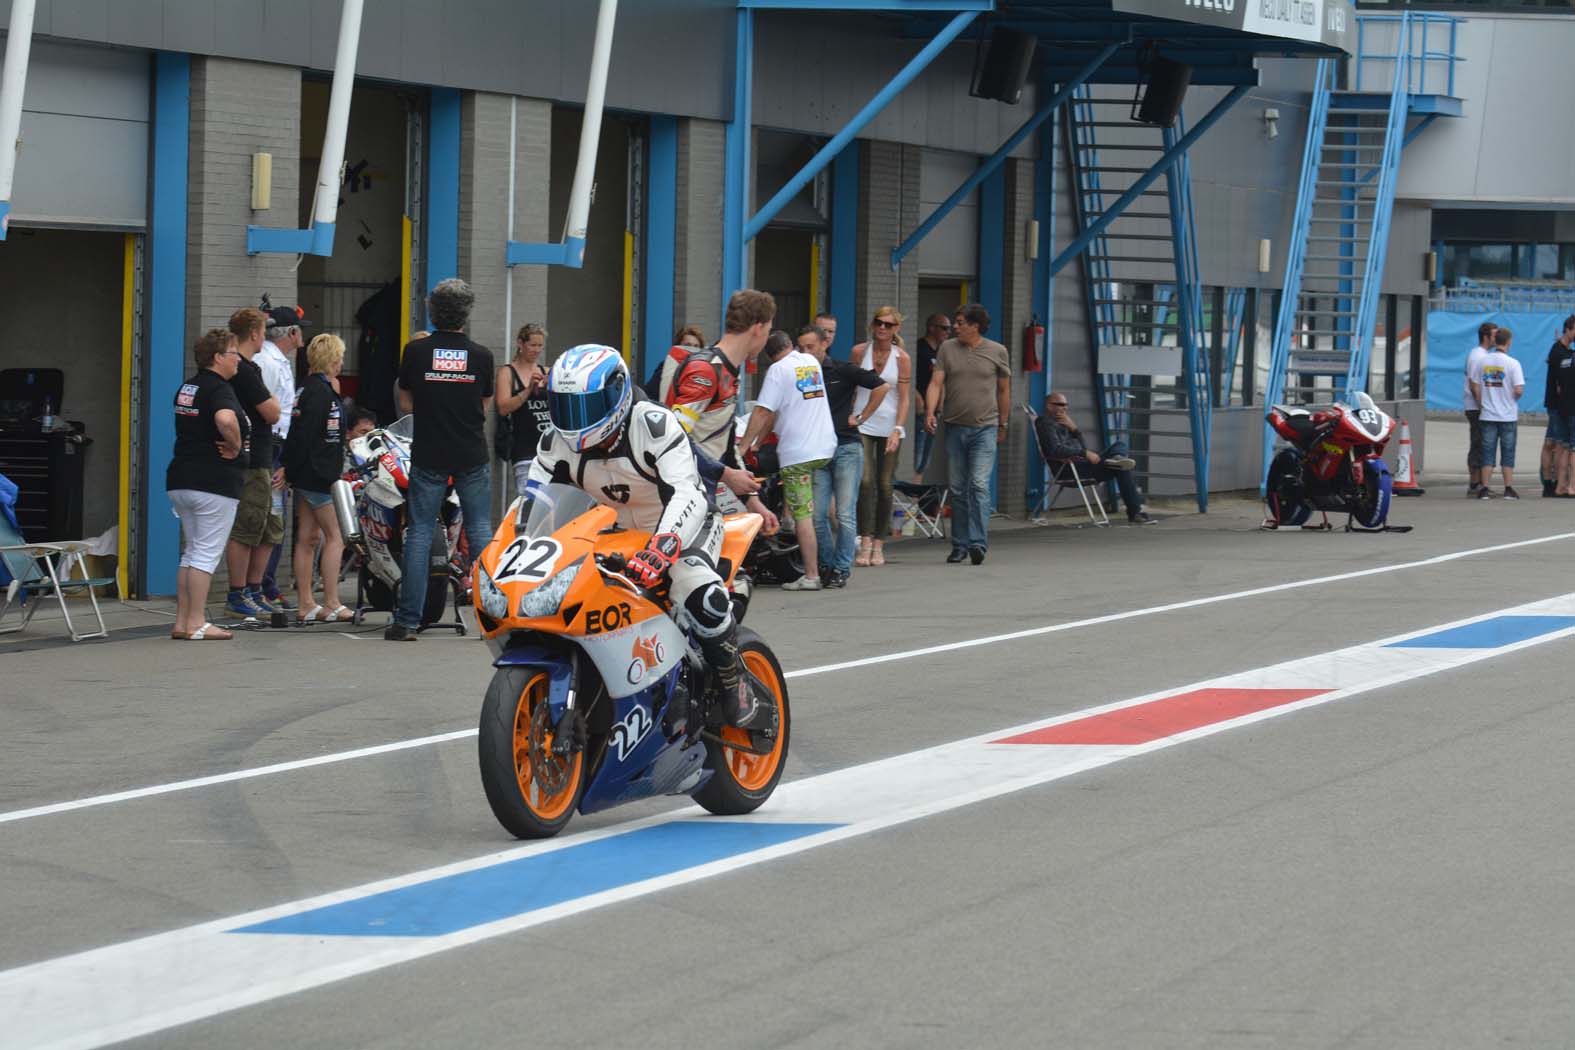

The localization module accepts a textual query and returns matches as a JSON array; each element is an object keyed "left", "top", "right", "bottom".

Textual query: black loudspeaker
[
  {"left": 1136, "top": 57, "right": 1192, "bottom": 127},
  {"left": 970, "top": 28, "right": 1037, "bottom": 105}
]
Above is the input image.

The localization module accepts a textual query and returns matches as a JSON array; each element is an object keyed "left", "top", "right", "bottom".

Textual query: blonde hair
[
  {"left": 307, "top": 332, "right": 346, "bottom": 374},
  {"left": 870, "top": 305, "right": 904, "bottom": 332},
  {"left": 517, "top": 322, "right": 547, "bottom": 344}
]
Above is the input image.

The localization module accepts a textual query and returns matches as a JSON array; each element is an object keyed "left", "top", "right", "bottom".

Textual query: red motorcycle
[{"left": 1264, "top": 392, "right": 1396, "bottom": 529}]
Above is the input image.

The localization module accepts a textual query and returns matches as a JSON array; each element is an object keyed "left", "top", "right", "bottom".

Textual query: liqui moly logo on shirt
[{"left": 432, "top": 349, "right": 469, "bottom": 372}]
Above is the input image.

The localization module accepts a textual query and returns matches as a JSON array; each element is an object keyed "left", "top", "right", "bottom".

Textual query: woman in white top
[{"left": 853, "top": 306, "right": 912, "bottom": 566}]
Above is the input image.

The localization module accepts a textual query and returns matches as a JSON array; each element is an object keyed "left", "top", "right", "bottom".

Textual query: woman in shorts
[
  {"left": 166, "top": 329, "right": 248, "bottom": 640},
  {"left": 284, "top": 333, "right": 352, "bottom": 622}
]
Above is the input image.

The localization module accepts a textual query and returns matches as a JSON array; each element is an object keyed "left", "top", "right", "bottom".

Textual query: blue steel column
[
  {"left": 722, "top": 7, "right": 753, "bottom": 306},
  {"left": 643, "top": 115, "right": 678, "bottom": 380},
  {"left": 143, "top": 53, "right": 190, "bottom": 595},
  {"left": 978, "top": 164, "right": 1005, "bottom": 509},
  {"left": 828, "top": 142, "right": 859, "bottom": 360},
  {"left": 425, "top": 89, "right": 461, "bottom": 318}
]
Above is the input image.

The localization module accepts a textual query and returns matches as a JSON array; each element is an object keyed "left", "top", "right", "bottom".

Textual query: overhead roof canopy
[{"left": 892, "top": 0, "right": 1355, "bottom": 85}]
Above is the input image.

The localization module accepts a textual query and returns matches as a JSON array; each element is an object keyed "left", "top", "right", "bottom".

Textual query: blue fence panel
[{"left": 1426, "top": 309, "right": 1560, "bottom": 413}]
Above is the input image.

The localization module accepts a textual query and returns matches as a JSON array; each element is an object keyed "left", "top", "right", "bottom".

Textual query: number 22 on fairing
[{"left": 495, "top": 537, "right": 562, "bottom": 583}]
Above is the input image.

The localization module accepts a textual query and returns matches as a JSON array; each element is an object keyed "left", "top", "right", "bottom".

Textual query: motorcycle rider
[{"left": 526, "top": 344, "right": 773, "bottom": 731}]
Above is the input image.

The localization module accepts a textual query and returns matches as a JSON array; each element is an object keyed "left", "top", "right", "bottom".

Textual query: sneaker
[
  {"left": 946, "top": 549, "right": 968, "bottom": 564},
  {"left": 823, "top": 569, "right": 848, "bottom": 589},
  {"left": 1104, "top": 455, "right": 1137, "bottom": 471},
  {"left": 1128, "top": 511, "right": 1159, "bottom": 525},
  {"left": 1504, "top": 486, "right": 1521, "bottom": 500},
  {"left": 1478, "top": 487, "right": 1494, "bottom": 500},
  {"left": 383, "top": 623, "right": 419, "bottom": 641},
  {"left": 781, "top": 575, "right": 822, "bottom": 591},
  {"left": 1544, "top": 480, "right": 1556, "bottom": 497},
  {"left": 225, "top": 592, "right": 267, "bottom": 618},
  {"left": 245, "top": 589, "right": 279, "bottom": 614},
  {"left": 968, "top": 546, "right": 986, "bottom": 565},
  {"left": 1467, "top": 483, "right": 1481, "bottom": 498}
]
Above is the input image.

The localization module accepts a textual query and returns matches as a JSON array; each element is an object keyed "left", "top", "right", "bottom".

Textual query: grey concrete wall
[
  {"left": 856, "top": 141, "right": 921, "bottom": 338},
  {"left": 184, "top": 57, "right": 300, "bottom": 351},
  {"left": 458, "top": 92, "right": 551, "bottom": 359},
  {"left": 1390, "top": 14, "right": 1575, "bottom": 206},
  {"left": 673, "top": 119, "right": 725, "bottom": 345}
]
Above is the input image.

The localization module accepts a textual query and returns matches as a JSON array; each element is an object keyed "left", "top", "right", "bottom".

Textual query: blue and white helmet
[{"left": 547, "top": 344, "right": 633, "bottom": 451}]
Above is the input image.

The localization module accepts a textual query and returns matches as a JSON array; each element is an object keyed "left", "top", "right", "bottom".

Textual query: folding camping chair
[
  {"left": 1024, "top": 404, "right": 1110, "bottom": 527},
  {"left": 891, "top": 480, "right": 948, "bottom": 540},
  {"left": 0, "top": 516, "right": 114, "bottom": 642}
]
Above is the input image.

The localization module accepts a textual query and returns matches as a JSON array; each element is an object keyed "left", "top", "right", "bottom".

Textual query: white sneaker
[
  {"left": 781, "top": 575, "right": 822, "bottom": 591},
  {"left": 1104, "top": 456, "right": 1137, "bottom": 471}
]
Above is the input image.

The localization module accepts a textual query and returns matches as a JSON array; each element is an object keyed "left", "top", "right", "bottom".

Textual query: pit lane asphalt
[{"left": 5, "top": 492, "right": 1574, "bottom": 1048}]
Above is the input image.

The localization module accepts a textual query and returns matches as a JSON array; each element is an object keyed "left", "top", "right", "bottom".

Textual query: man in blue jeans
[
  {"left": 800, "top": 323, "right": 887, "bottom": 588},
  {"left": 386, "top": 279, "right": 496, "bottom": 639},
  {"left": 923, "top": 304, "right": 1011, "bottom": 564}
]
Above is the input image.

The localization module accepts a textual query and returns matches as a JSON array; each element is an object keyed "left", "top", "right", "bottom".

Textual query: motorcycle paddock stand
[{"left": 1345, "top": 517, "right": 1414, "bottom": 534}]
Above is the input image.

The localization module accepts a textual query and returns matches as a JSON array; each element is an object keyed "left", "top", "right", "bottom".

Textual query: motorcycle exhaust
[{"left": 331, "top": 479, "right": 362, "bottom": 546}]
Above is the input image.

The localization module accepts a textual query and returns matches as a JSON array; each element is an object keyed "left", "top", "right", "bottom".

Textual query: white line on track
[
  {"left": 1, "top": 529, "right": 1569, "bottom": 828},
  {"left": 7, "top": 594, "right": 1575, "bottom": 1049}
]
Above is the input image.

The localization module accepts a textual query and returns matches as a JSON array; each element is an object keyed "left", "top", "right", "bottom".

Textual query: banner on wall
[{"left": 1425, "top": 310, "right": 1566, "bottom": 414}]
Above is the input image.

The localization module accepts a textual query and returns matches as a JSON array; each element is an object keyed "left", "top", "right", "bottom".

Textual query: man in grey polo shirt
[{"left": 923, "top": 302, "right": 1011, "bottom": 565}]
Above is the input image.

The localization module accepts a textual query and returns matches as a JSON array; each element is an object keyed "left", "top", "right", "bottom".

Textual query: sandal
[
  {"left": 187, "top": 622, "right": 232, "bottom": 641},
  {"left": 170, "top": 630, "right": 190, "bottom": 640},
  {"left": 322, "top": 605, "right": 354, "bottom": 622},
  {"left": 870, "top": 543, "right": 885, "bottom": 566},
  {"left": 297, "top": 604, "right": 324, "bottom": 623},
  {"left": 854, "top": 538, "right": 873, "bottom": 567}
]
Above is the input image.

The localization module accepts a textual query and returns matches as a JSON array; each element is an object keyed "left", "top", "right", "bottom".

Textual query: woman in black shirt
[
  {"left": 284, "top": 333, "right": 352, "bottom": 622},
  {"left": 166, "top": 328, "right": 247, "bottom": 640},
  {"left": 494, "top": 322, "right": 551, "bottom": 498}
]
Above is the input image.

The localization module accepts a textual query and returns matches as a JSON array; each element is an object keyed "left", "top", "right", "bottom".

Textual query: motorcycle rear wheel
[
  {"left": 694, "top": 628, "right": 791, "bottom": 815},
  {"left": 478, "top": 667, "right": 585, "bottom": 839}
]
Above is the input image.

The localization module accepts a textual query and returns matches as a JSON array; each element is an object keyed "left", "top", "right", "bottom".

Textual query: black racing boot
[{"left": 703, "top": 631, "right": 777, "bottom": 735}]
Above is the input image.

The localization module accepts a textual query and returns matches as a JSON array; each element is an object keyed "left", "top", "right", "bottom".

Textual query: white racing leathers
[{"left": 527, "top": 401, "right": 734, "bottom": 655}]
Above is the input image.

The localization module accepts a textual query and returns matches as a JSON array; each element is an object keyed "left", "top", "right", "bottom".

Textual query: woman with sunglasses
[{"left": 853, "top": 307, "right": 912, "bottom": 566}]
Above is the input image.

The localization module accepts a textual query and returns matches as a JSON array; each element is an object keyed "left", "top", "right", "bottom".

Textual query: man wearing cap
[{"left": 257, "top": 301, "right": 309, "bottom": 609}]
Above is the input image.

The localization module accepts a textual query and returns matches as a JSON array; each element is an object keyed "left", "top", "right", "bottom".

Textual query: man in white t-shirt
[
  {"left": 257, "top": 303, "right": 309, "bottom": 609},
  {"left": 1469, "top": 326, "right": 1525, "bottom": 499},
  {"left": 1462, "top": 321, "right": 1495, "bottom": 496},
  {"left": 740, "top": 331, "right": 836, "bottom": 591}
]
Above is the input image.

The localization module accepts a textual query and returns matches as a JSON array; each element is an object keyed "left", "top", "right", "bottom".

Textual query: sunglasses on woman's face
[{"left": 873, "top": 319, "right": 898, "bottom": 329}]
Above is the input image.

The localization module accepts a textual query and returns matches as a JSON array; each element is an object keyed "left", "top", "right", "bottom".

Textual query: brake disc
[{"left": 529, "top": 702, "right": 572, "bottom": 794}]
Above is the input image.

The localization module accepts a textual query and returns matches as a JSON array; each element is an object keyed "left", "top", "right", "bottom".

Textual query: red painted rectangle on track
[{"left": 993, "top": 688, "right": 1333, "bottom": 746}]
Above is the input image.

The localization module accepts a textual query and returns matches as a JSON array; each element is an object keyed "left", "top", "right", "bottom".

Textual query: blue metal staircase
[
  {"left": 1067, "top": 87, "right": 1211, "bottom": 512},
  {"left": 1263, "top": 13, "right": 1463, "bottom": 481}
]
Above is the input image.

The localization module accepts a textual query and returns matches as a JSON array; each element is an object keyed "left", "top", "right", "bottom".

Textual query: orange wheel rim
[
  {"left": 720, "top": 651, "right": 786, "bottom": 792},
  {"left": 511, "top": 672, "right": 581, "bottom": 821}
]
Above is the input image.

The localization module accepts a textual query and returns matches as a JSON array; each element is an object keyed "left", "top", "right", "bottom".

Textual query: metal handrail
[{"left": 1355, "top": 11, "right": 1462, "bottom": 96}]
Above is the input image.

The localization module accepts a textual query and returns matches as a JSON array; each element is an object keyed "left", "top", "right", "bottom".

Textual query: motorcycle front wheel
[
  {"left": 694, "top": 628, "right": 791, "bottom": 816},
  {"left": 478, "top": 667, "right": 585, "bottom": 839},
  {"left": 1352, "top": 458, "right": 1393, "bottom": 528}
]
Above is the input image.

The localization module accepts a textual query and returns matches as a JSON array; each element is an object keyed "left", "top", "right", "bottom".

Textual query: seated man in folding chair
[{"left": 1034, "top": 392, "right": 1156, "bottom": 525}]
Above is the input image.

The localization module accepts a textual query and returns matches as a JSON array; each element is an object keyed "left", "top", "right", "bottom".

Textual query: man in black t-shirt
[
  {"left": 386, "top": 278, "right": 496, "bottom": 640},
  {"left": 911, "top": 313, "right": 950, "bottom": 479},
  {"left": 222, "top": 308, "right": 283, "bottom": 618},
  {"left": 1548, "top": 315, "right": 1575, "bottom": 497}
]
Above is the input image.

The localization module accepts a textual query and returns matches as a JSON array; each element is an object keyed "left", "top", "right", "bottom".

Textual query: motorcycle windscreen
[{"left": 515, "top": 483, "right": 598, "bottom": 536}]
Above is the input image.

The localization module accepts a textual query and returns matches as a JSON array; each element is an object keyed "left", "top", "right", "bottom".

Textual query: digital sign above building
[{"left": 1111, "top": 0, "right": 1355, "bottom": 54}]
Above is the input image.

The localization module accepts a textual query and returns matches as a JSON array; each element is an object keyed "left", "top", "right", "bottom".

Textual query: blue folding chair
[{"left": 0, "top": 515, "right": 114, "bottom": 642}]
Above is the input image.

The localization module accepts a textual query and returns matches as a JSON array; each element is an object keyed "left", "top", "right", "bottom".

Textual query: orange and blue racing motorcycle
[{"left": 471, "top": 483, "right": 790, "bottom": 839}]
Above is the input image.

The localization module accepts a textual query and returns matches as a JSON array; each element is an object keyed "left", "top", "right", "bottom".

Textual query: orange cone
[{"left": 1393, "top": 418, "right": 1425, "bottom": 496}]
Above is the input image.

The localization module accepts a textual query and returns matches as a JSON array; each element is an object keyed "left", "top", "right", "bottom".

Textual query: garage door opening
[
  {"left": 298, "top": 80, "right": 424, "bottom": 425},
  {"left": 547, "top": 109, "right": 636, "bottom": 361}
]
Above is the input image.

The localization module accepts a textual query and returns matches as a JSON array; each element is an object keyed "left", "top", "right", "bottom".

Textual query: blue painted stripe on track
[
  {"left": 1385, "top": 615, "right": 1575, "bottom": 650},
  {"left": 232, "top": 821, "right": 841, "bottom": 938}
]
